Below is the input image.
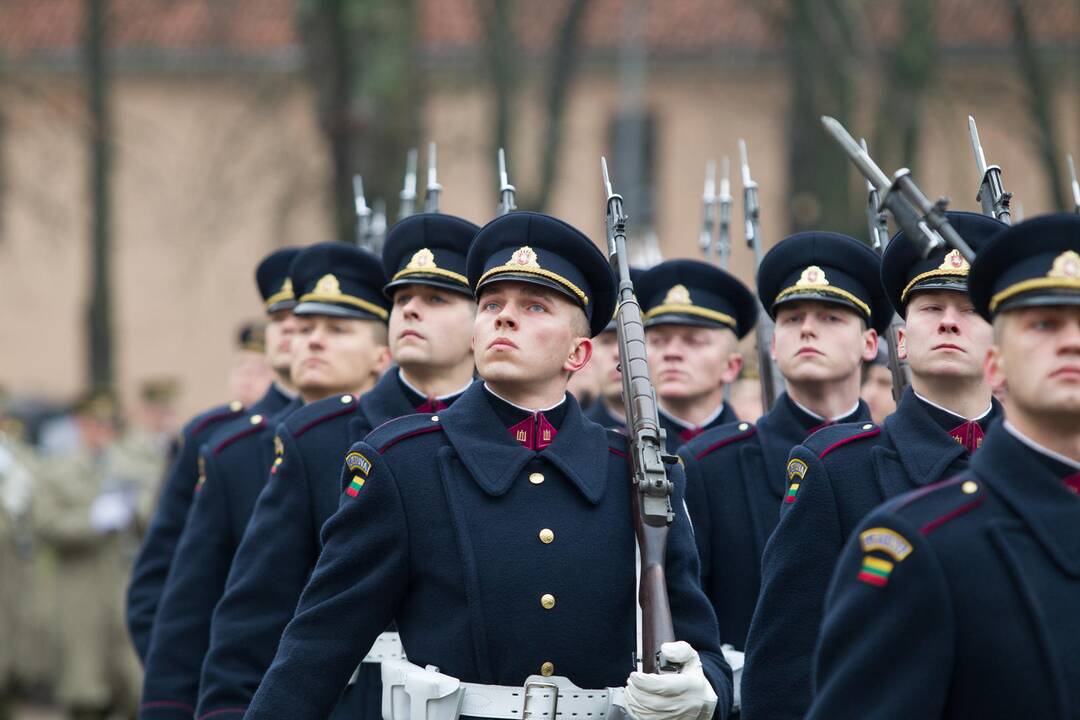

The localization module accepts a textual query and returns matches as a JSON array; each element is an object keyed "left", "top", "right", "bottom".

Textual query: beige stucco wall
[{"left": 1, "top": 69, "right": 333, "bottom": 419}]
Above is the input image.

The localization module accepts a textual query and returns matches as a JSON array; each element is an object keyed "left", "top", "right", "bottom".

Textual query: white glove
[
  {"left": 624, "top": 641, "right": 718, "bottom": 720},
  {"left": 89, "top": 491, "right": 134, "bottom": 533}
]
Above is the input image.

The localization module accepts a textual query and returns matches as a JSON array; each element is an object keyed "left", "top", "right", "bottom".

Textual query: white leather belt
[
  {"left": 349, "top": 632, "right": 407, "bottom": 685},
  {"left": 382, "top": 660, "right": 628, "bottom": 720}
]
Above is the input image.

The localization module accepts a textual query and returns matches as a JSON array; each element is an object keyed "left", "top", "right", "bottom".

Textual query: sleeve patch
[
  {"left": 859, "top": 527, "right": 913, "bottom": 561},
  {"left": 857, "top": 555, "right": 895, "bottom": 587},
  {"left": 345, "top": 451, "right": 372, "bottom": 497},
  {"left": 271, "top": 435, "right": 285, "bottom": 475}
]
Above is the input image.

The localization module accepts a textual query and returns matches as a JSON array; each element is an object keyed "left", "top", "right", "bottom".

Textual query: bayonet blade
[
  {"left": 820, "top": 116, "right": 892, "bottom": 193},
  {"left": 738, "top": 139, "right": 755, "bottom": 189},
  {"left": 1069, "top": 154, "right": 1080, "bottom": 214},
  {"left": 968, "top": 115, "right": 989, "bottom": 179},
  {"left": 352, "top": 175, "right": 369, "bottom": 216},
  {"left": 719, "top": 157, "right": 731, "bottom": 201}
]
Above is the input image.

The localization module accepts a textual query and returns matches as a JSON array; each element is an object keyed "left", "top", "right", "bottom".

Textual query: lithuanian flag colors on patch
[
  {"left": 857, "top": 555, "right": 894, "bottom": 587},
  {"left": 346, "top": 475, "right": 366, "bottom": 497},
  {"left": 784, "top": 483, "right": 800, "bottom": 504}
]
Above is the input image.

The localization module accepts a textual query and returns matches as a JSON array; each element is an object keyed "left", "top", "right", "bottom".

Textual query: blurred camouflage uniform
[{"left": 0, "top": 428, "right": 35, "bottom": 719}]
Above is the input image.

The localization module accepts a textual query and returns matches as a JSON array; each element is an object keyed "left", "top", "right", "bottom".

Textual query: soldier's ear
[
  {"left": 861, "top": 328, "right": 879, "bottom": 362},
  {"left": 896, "top": 326, "right": 907, "bottom": 361},
  {"left": 984, "top": 344, "right": 1006, "bottom": 394},
  {"left": 565, "top": 337, "right": 593, "bottom": 374}
]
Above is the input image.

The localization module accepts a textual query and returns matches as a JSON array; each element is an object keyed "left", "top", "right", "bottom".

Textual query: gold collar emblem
[
  {"left": 406, "top": 248, "right": 436, "bottom": 270},
  {"left": 663, "top": 284, "right": 693, "bottom": 305},
  {"left": 939, "top": 249, "right": 970, "bottom": 273},
  {"left": 314, "top": 274, "right": 342, "bottom": 296},
  {"left": 1049, "top": 250, "right": 1080, "bottom": 279},
  {"left": 796, "top": 265, "right": 829, "bottom": 287},
  {"left": 509, "top": 246, "right": 540, "bottom": 268}
]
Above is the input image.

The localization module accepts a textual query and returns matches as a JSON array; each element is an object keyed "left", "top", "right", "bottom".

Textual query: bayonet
[
  {"left": 1068, "top": 154, "right": 1080, "bottom": 215},
  {"left": 497, "top": 148, "right": 517, "bottom": 216},
  {"left": 352, "top": 175, "right": 372, "bottom": 249},
  {"left": 399, "top": 148, "right": 418, "bottom": 220},
  {"left": 717, "top": 157, "right": 732, "bottom": 270},
  {"left": 370, "top": 198, "right": 387, "bottom": 254},
  {"left": 861, "top": 139, "right": 890, "bottom": 253},
  {"left": 967, "top": 115, "right": 1012, "bottom": 224},
  {"left": 424, "top": 142, "right": 442, "bottom": 213},
  {"left": 699, "top": 160, "right": 717, "bottom": 264},
  {"left": 739, "top": 139, "right": 783, "bottom": 411}
]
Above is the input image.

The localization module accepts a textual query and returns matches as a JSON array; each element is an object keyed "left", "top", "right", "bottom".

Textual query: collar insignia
[
  {"left": 314, "top": 273, "right": 341, "bottom": 296},
  {"left": 1049, "top": 250, "right": 1080, "bottom": 279},
  {"left": 796, "top": 265, "right": 829, "bottom": 287},
  {"left": 663, "top": 284, "right": 692, "bottom": 305},
  {"left": 406, "top": 248, "right": 436, "bottom": 270},
  {"left": 938, "top": 249, "right": 970, "bottom": 273},
  {"left": 509, "top": 246, "right": 540, "bottom": 269}
]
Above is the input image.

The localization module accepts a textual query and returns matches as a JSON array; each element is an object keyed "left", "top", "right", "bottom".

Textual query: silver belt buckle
[{"left": 522, "top": 680, "right": 559, "bottom": 720}]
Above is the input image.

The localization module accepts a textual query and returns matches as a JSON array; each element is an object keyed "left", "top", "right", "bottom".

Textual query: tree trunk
[{"left": 85, "top": 0, "right": 113, "bottom": 392}]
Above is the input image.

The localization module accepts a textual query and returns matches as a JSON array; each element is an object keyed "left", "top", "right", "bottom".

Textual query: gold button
[
  {"left": 862, "top": 423, "right": 874, "bottom": 430},
  {"left": 229, "top": 400, "right": 243, "bottom": 411},
  {"left": 738, "top": 422, "right": 749, "bottom": 431},
  {"left": 961, "top": 480, "right": 978, "bottom": 495},
  {"left": 529, "top": 473, "right": 544, "bottom": 485},
  {"left": 340, "top": 395, "right": 353, "bottom": 404},
  {"left": 540, "top": 661, "right": 554, "bottom": 676},
  {"left": 540, "top": 593, "right": 555, "bottom": 609},
  {"left": 539, "top": 528, "right": 555, "bottom": 544},
  {"left": 250, "top": 414, "right": 263, "bottom": 425}
]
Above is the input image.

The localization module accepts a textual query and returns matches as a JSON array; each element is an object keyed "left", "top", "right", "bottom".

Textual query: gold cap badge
[
  {"left": 796, "top": 265, "right": 829, "bottom": 287},
  {"left": 663, "top": 284, "right": 692, "bottom": 306},
  {"left": 938, "top": 249, "right": 970, "bottom": 273},
  {"left": 509, "top": 246, "right": 540, "bottom": 269},
  {"left": 280, "top": 278, "right": 294, "bottom": 297},
  {"left": 1049, "top": 250, "right": 1080, "bottom": 279},
  {"left": 406, "top": 248, "right": 436, "bottom": 270},
  {"left": 314, "top": 274, "right": 341, "bottom": 296}
]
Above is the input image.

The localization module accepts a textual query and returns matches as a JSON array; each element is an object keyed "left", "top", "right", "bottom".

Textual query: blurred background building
[{"left": 2, "top": 0, "right": 1079, "bottom": 418}]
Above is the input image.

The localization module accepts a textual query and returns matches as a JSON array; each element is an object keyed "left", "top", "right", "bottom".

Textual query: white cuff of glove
[
  {"left": 89, "top": 492, "right": 134, "bottom": 533},
  {"left": 624, "top": 641, "right": 718, "bottom": 720}
]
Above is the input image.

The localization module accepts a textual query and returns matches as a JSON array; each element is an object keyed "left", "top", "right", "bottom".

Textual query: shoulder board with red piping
[
  {"left": 212, "top": 414, "right": 267, "bottom": 456},
  {"left": 365, "top": 412, "right": 445, "bottom": 455},
  {"left": 802, "top": 421, "right": 881, "bottom": 460},
  {"left": 891, "top": 474, "right": 987, "bottom": 537},
  {"left": 187, "top": 400, "right": 246, "bottom": 438},
  {"left": 282, "top": 393, "right": 358, "bottom": 438},
  {"left": 689, "top": 421, "right": 757, "bottom": 461}
]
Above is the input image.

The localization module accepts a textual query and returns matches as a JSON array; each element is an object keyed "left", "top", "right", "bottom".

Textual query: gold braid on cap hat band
[
  {"left": 264, "top": 289, "right": 295, "bottom": 309},
  {"left": 989, "top": 278, "right": 1080, "bottom": 312},
  {"left": 643, "top": 304, "right": 737, "bottom": 329},
  {"left": 297, "top": 292, "right": 389, "bottom": 320},
  {"left": 773, "top": 285, "right": 872, "bottom": 318},
  {"left": 477, "top": 266, "right": 589, "bottom": 306},
  {"left": 899, "top": 268, "right": 969, "bottom": 303},
  {"left": 391, "top": 267, "right": 469, "bottom": 286}
]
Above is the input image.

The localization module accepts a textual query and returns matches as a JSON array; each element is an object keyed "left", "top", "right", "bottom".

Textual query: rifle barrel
[{"left": 1068, "top": 154, "right": 1080, "bottom": 215}]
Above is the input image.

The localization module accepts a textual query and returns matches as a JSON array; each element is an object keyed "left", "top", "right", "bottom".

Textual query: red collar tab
[
  {"left": 949, "top": 420, "right": 986, "bottom": 454},
  {"left": 416, "top": 397, "right": 448, "bottom": 414},
  {"left": 1064, "top": 473, "right": 1080, "bottom": 496},
  {"left": 508, "top": 413, "right": 558, "bottom": 451}
]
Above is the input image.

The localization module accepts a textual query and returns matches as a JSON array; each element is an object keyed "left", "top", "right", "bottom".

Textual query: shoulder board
[
  {"left": 283, "top": 394, "right": 358, "bottom": 438},
  {"left": 688, "top": 421, "right": 757, "bottom": 461},
  {"left": 187, "top": 400, "right": 245, "bottom": 438},
  {"left": 212, "top": 413, "right": 268, "bottom": 456},
  {"left": 366, "top": 412, "right": 445, "bottom": 455},
  {"left": 802, "top": 421, "right": 880, "bottom": 459},
  {"left": 887, "top": 474, "right": 987, "bottom": 537}
]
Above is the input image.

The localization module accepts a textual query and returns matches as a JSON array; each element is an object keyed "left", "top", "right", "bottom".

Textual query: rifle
[
  {"left": 967, "top": 116, "right": 1012, "bottom": 224},
  {"left": 399, "top": 148, "right": 418, "bottom": 220},
  {"left": 861, "top": 138, "right": 911, "bottom": 401},
  {"left": 821, "top": 116, "right": 976, "bottom": 264},
  {"left": 739, "top": 139, "right": 784, "bottom": 411},
  {"left": 1068, "top": 154, "right": 1080, "bottom": 215},
  {"left": 698, "top": 161, "right": 717, "bottom": 264},
  {"left": 352, "top": 175, "right": 372, "bottom": 250},
  {"left": 424, "top": 142, "right": 442, "bottom": 213},
  {"left": 496, "top": 148, "right": 517, "bottom": 216},
  {"left": 601, "top": 157, "right": 679, "bottom": 675},
  {"left": 717, "top": 157, "right": 732, "bottom": 271}
]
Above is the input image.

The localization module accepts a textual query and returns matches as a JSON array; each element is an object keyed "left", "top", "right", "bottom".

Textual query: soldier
[
  {"left": 138, "top": 243, "right": 391, "bottom": 719},
  {"left": 126, "top": 248, "right": 300, "bottom": 662},
  {"left": 34, "top": 392, "right": 140, "bottom": 720},
  {"left": 806, "top": 213, "right": 1080, "bottom": 718},
  {"left": 637, "top": 260, "right": 757, "bottom": 453},
  {"left": 680, "top": 232, "right": 885, "bottom": 659},
  {"left": 196, "top": 213, "right": 479, "bottom": 720},
  {"left": 243, "top": 211, "right": 732, "bottom": 720},
  {"left": 741, "top": 212, "right": 1004, "bottom": 720},
  {"left": 859, "top": 344, "right": 896, "bottom": 424},
  {"left": 227, "top": 322, "right": 273, "bottom": 410}
]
